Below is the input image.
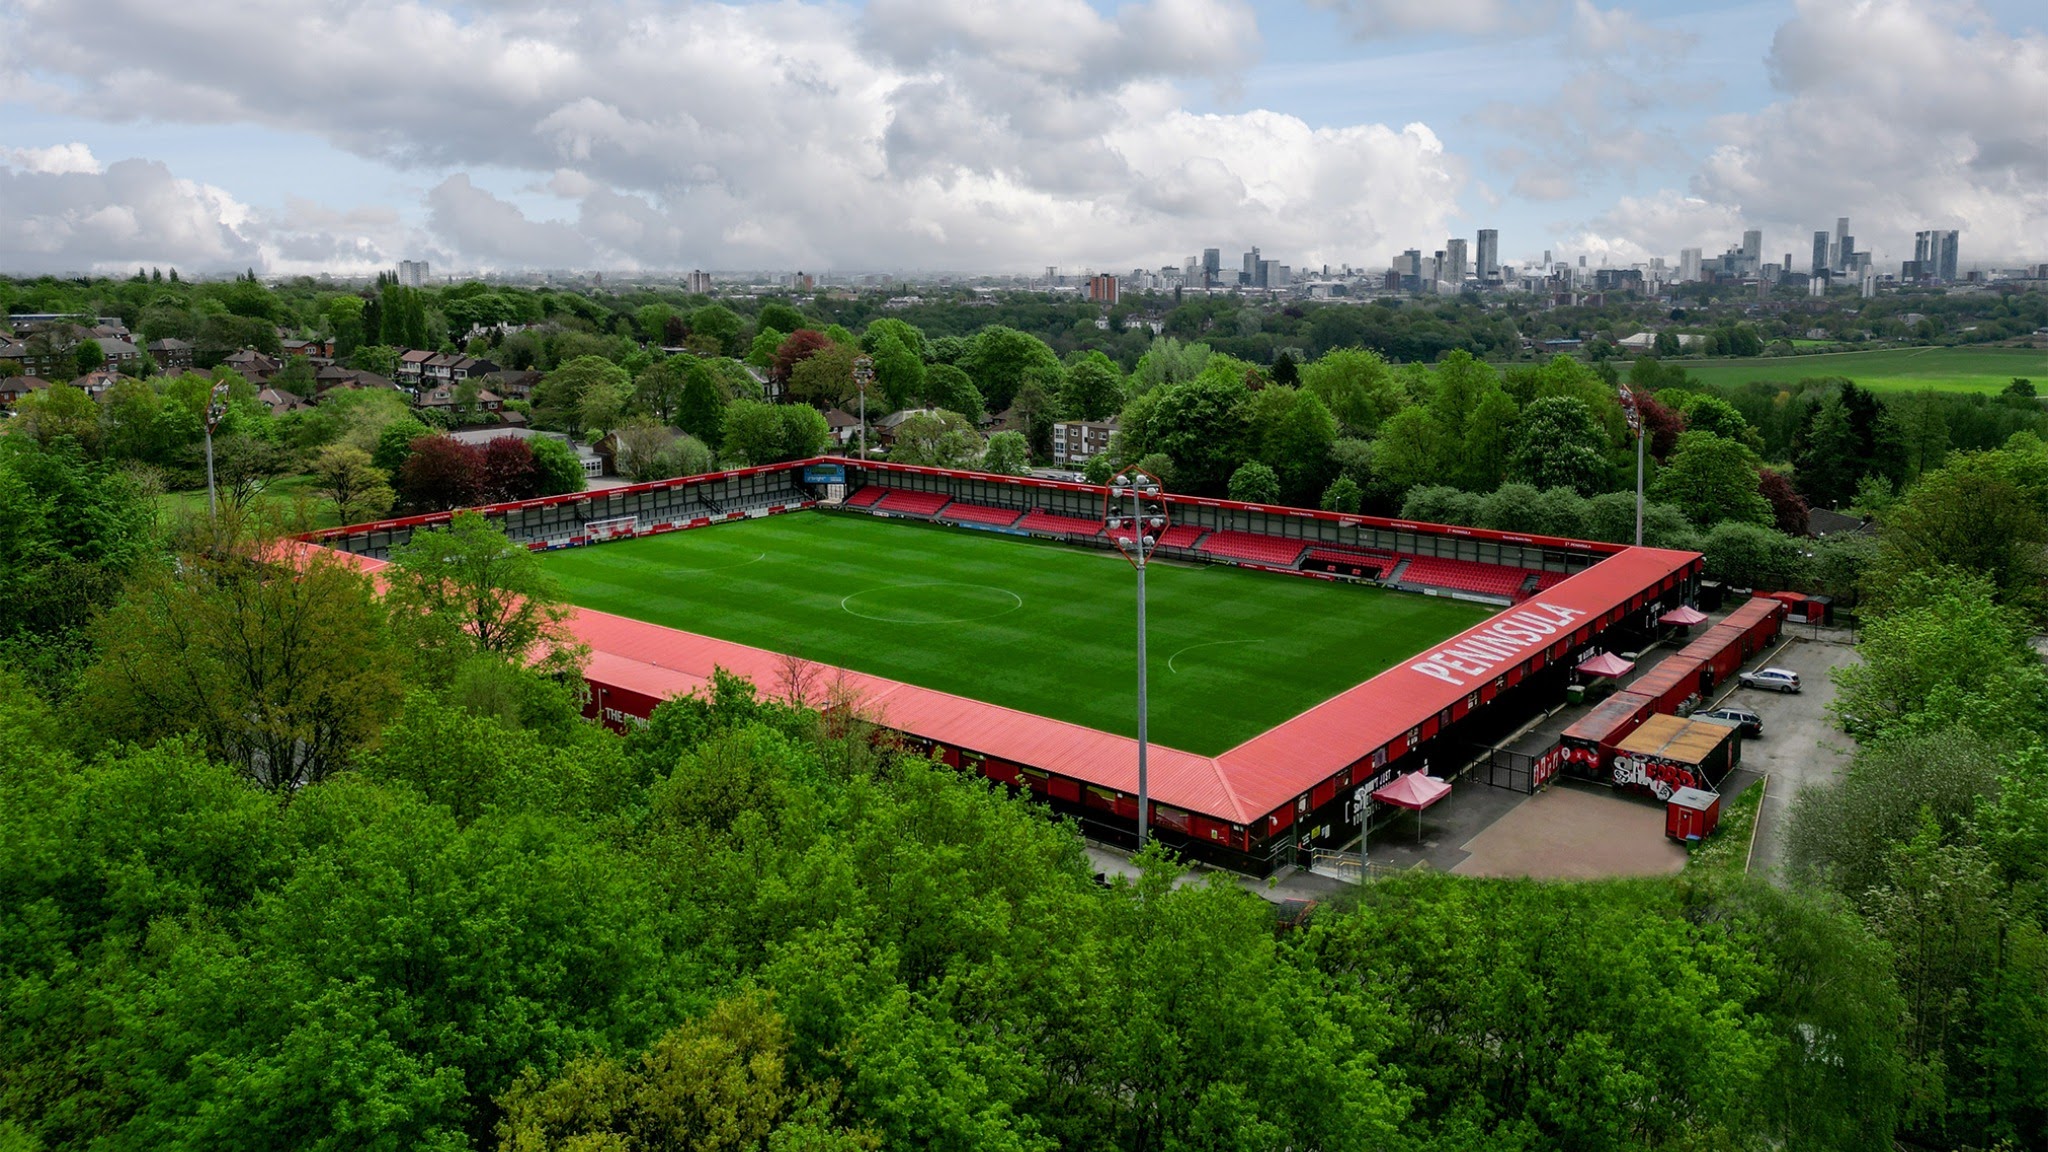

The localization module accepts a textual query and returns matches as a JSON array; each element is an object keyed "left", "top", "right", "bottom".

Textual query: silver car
[{"left": 1738, "top": 667, "right": 1801, "bottom": 693}]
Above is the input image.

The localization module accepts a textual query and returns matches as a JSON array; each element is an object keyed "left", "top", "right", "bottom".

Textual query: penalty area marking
[
  {"left": 1166, "top": 638, "right": 1265, "bottom": 674},
  {"left": 674, "top": 551, "right": 767, "bottom": 574},
  {"left": 840, "top": 582, "right": 1025, "bottom": 625}
]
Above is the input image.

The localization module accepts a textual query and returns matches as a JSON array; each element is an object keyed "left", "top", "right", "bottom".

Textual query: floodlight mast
[
  {"left": 1103, "top": 469, "right": 1168, "bottom": 848},
  {"left": 853, "top": 356, "right": 875, "bottom": 463},
  {"left": 203, "top": 381, "right": 231, "bottom": 519}
]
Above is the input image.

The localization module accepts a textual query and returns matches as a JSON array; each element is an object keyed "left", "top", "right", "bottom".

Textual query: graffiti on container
[{"left": 1609, "top": 754, "right": 1698, "bottom": 801}]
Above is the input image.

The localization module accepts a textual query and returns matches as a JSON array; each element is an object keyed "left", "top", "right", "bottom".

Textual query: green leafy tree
[
  {"left": 1832, "top": 571, "right": 2048, "bottom": 743},
  {"left": 866, "top": 332, "right": 927, "bottom": 411},
  {"left": 788, "top": 341, "right": 860, "bottom": 408},
  {"left": 1652, "top": 430, "right": 1773, "bottom": 528},
  {"left": 1866, "top": 448, "right": 2048, "bottom": 615},
  {"left": 529, "top": 435, "right": 588, "bottom": 496},
  {"left": 534, "top": 355, "right": 631, "bottom": 435},
  {"left": 1060, "top": 351, "right": 1123, "bottom": 422},
  {"left": 888, "top": 410, "right": 982, "bottom": 468},
  {"left": 632, "top": 357, "right": 690, "bottom": 423},
  {"left": 674, "top": 359, "right": 729, "bottom": 447},
  {"left": 386, "top": 511, "right": 582, "bottom": 680},
  {"left": 80, "top": 541, "right": 409, "bottom": 789},
  {"left": 757, "top": 301, "right": 807, "bottom": 336},
  {"left": 1699, "top": 521, "right": 1808, "bottom": 588},
  {"left": 1320, "top": 475, "right": 1363, "bottom": 513},
  {"left": 959, "top": 326, "right": 1060, "bottom": 415},
  {"left": 1508, "top": 396, "right": 1608, "bottom": 495},
  {"left": 1115, "top": 364, "right": 1250, "bottom": 496},
  {"left": 922, "top": 364, "right": 985, "bottom": 424},
  {"left": 981, "top": 430, "right": 1030, "bottom": 475},
  {"left": 1371, "top": 407, "right": 1449, "bottom": 500},
  {"left": 311, "top": 444, "right": 395, "bottom": 524},
  {"left": 1227, "top": 460, "right": 1281, "bottom": 503}
]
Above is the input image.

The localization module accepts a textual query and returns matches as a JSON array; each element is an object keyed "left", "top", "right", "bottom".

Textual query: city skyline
[{"left": 2, "top": 0, "right": 2044, "bottom": 277}]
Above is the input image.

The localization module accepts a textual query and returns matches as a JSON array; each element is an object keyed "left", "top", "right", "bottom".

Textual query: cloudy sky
[{"left": 2, "top": 0, "right": 2043, "bottom": 277}]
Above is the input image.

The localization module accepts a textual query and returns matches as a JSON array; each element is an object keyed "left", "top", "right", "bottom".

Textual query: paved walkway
[{"left": 1451, "top": 781, "right": 1685, "bottom": 878}]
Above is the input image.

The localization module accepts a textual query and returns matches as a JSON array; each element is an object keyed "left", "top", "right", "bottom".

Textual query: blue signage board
[{"left": 802, "top": 463, "right": 847, "bottom": 484}]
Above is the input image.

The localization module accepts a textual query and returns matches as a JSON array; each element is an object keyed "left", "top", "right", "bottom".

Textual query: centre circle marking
[{"left": 840, "top": 582, "right": 1025, "bottom": 624}]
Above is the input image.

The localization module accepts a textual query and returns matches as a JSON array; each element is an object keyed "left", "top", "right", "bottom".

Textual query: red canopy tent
[
  {"left": 1576, "top": 651, "right": 1635, "bottom": 678},
  {"left": 1660, "top": 605, "right": 1709, "bottom": 627},
  {"left": 1367, "top": 771, "right": 1453, "bottom": 852}
]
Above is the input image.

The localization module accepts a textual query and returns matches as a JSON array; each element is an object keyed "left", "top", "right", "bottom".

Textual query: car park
[
  {"left": 1738, "top": 667, "right": 1801, "bottom": 693},
  {"left": 1695, "top": 705, "right": 1763, "bottom": 738}
]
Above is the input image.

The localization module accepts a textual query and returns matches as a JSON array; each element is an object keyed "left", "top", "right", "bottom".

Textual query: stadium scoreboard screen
[{"left": 802, "top": 464, "right": 847, "bottom": 484}]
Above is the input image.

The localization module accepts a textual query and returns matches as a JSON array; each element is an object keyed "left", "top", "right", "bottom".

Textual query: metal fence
[{"left": 1466, "top": 745, "right": 1539, "bottom": 793}]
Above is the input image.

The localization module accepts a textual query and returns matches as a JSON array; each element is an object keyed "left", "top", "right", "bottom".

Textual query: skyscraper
[
  {"left": 1242, "top": 246, "right": 1260, "bottom": 287},
  {"left": 397, "top": 259, "right": 428, "bottom": 288},
  {"left": 1741, "top": 229, "right": 1763, "bottom": 274},
  {"left": 1811, "top": 231, "right": 1830, "bottom": 278},
  {"left": 1935, "top": 230, "right": 1959, "bottom": 280},
  {"left": 1832, "top": 217, "right": 1850, "bottom": 272},
  {"left": 1476, "top": 229, "right": 1499, "bottom": 279},
  {"left": 1202, "top": 248, "right": 1221, "bottom": 288},
  {"left": 1444, "top": 238, "right": 1469, "bottom": 285},
  {"left": 1679, "top": 248, "right": 1702, "bottom": 282}
]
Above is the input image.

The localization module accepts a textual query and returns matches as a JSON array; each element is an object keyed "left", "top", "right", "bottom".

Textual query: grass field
[
  {"left": 1682, "top": 345, "right": 2047, "bottom": 393},
  {"left": 539, "top": 513, "right": 1495, "bottom": 755}
]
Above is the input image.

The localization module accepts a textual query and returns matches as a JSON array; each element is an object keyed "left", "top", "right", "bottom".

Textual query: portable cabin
[
  {"left": 1557, "top": 690, "right": 1657, "bottom": 781},
  {"left": 1609, "top": 713, "right": 1739, "bottom": 798},
  {"left": 1665, "top": 786, "right": 1721, "bottom": 842}
]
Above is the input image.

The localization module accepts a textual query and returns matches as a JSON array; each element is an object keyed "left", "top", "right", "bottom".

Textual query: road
[{"left": 1707, "top": 632, "right": 1862, "bottom": 880}]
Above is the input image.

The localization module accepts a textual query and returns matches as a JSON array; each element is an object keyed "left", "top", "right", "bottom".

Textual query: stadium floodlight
[
  {"left": 203, "top": 380, "right": 232, "bottom": 519},
  {"left": 1101, "top": 466, "right": 1170, "bottom": 848},
  {"left": 853, "top": 356, "right": 875, "bottom": 460},
  {"left": 1617, "top": 382, "right": 1644, "bottom": 546}
]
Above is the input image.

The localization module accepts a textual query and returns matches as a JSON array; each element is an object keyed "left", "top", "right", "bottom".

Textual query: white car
[{"left": 1738, "top": 667, "right": 1801, "bottom": 693}]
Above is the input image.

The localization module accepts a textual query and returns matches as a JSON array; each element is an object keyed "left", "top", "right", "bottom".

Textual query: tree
[
  {"left": 922, "top": 364, "right": 984, "bottom": 423},
  {"left": 632, "top": 357, "right": 690, "bottom": 423},
  {"left": 578, "top": 371, "right": 633, "bottom": 440},
  {"left": 1060, "top": 352, "right": 1123, "bottom": 422},
  {"left": 720, "top": 400, "right": 829, "bottom": 465},
  {"left": 529, "top": 434, "right": 588, "bottom": 495},
  {"left": 1301, "top": 347, "right": 1406, "bottom": 436},
  {"left": 1699, "top": 521, "right": 1808, "bottom": 589},
  {"left": 1756, "top": 468, "right": 1809, "bottom": 535},
  {"left": 1131, "top": 336, "right": 1210, "bottom": 393},
  {"left": 72, "top": 337, "right": 105, "bottom": 375},
  {"left": 669, "top": 359, "right": 728, "bottom": 448},
  {"left": 1830, "top": 570, "right": 2048, "bottom": 743},
  {"left": 788, "top": 341, "right": 860, "bottom": 408},
  {"left": 888, "top": 410, "right": 981, "bottom": 468},
  {"left": 981, "top": 430, "right": 1030, "bottom": 476},
  {"left": 1227, "top": 460, "right": 1281, "bottom": 503},
  {"left": 396, "top": 434, "right": 485, "bottom": 511},
  {"left": 80, "top": 541, "right": 409, "bottom": 790},
  {"left": 533, "top": 355, "right": 631, "bottom": 435},
  {"left": 310, "top": 444, "right": 394, "bottom": 524},
  {"left": 757, "top": 301, "right": 807, "bottom": 336},
  {"left": 1508, "top": 397, "right": 1608, "bottom": 495},
  {"left": 480, "top": 436, "right": 540, "bottom": 502},
  {"left": 1320, "top": 475, "right": 1363, "bottom": 513},
  {"left": 12, "top": 383, "right": 104, "bottom": 453},
  {"left": 687, "top": 304, "right": 746, "bottom": 357},
  {"left": 1651, "top": 430, "right": 1773, "bottom": 528},
  {"left": 385, "top": 511, "right": 581, "bottom": 678},
  {"left": 1115, "top": 365, "right": 1250, "bottom": 495},
  {"left": 615, "top": 421, "right": 689, "bottom": 482},
  {"left": 866, "top": 331, "right": 927, "bottom": 411},
  {"left": 959, "top": 326, "right": 1060, "bottom": 415},
  {"left": 771, "top": 330, "right": 833, "bottom": 385},
  {"left": 1867, "top": 449, "right": 2048, "bottom": 615}
]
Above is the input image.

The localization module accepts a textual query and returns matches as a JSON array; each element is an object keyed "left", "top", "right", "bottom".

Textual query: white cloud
[
  {"left": 1688, "top": 0, "right": 2048, "bottom": 262},
  {"left": 0, "top": 0, "right": 1462, "bottom": 272},
  {"left": 1307, "top": 0, "right": 1560, "bottom": 38},
  {"left": 5, "top": 142, "right": 102, "bottom": 175}
]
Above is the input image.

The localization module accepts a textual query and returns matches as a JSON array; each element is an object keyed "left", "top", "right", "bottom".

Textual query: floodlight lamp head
[
  {"left": 1112, "top": 473, "right": 1129, "bottom": 487},
  {"left": 1142, "top": 534, "right": 1155, "bottom": 548}
]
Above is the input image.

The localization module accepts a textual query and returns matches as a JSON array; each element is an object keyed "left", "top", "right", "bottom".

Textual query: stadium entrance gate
[{"left": 1466, "top": 746, "right": 1539, "bottom": 793}]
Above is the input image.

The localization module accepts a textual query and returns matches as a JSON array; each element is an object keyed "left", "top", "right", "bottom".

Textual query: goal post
[{"left": 584, "top": 515, "right": 640, "bottom": 542}]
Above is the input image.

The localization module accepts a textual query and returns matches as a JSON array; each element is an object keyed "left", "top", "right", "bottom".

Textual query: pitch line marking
[
  {"left": 1167, "top": 638, "right": 1265, "bottom": 673},
  {"left": 839, "top": 582, "right": 1025, "bottom": 625},
  {"left": 677, "top": 551, "right": 767, "bottom": 573}
]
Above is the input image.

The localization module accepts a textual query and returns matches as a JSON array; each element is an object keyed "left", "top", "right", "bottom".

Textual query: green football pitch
[
  {"left": 1681, "top": 345, "right": 2047, "bottom": 393},
  {"left": 538, "top": 513, "right": 1495, "bottom": 755}
]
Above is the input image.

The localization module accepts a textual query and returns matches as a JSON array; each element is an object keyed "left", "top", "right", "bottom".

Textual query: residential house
[
  {"left": 70, "top": 370, "right": 125, "bottom": 399},
  {"left": 148, "top": 338, "right": 194, "bottom": 370},
  {"left": 255, "top": 387, "right": 310, "bottom": 417},
  {"left": 822, "top": 407, "right": 863, "bottom": 447},
  {"left": 481, "top": 368, "right": 542, "bottom": 401},
  {"left": 311, "top": 366, "right": 401, "bottom": 401},
  {"left": 221, "top": 348, "right": 279, "bottom": 380},
  {"left": 415, "top": 382, "right": 504, "bottom": 415},
  {"left": 94, "top": 337, "right": 142, "bottom": 368},
  {"left": 396, "top": 348, "right": 435, "bottom": 388},
  {"left": 874, "top": 407, "right": 938, "bottom": 449},
  {"left": 0, "top": 376, "right": 50, "bottom": 408},
  {"left": 1051, "top": 419, "right": 1117, "bottom": 466},
  {"left": 1806, "top": 507, "right": 1871, "bottom": 539},
  {"left": 279, "top": 338, "right": 335, "bottom": 363}
]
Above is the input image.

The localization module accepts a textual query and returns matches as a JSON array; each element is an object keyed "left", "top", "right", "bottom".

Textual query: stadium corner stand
[{"left": 302, "top": 459, "right": 1701, "bottom": 874}]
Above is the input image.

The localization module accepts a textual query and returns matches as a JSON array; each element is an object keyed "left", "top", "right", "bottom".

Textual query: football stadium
[{"left": 307, "top": 460, "right": 1705, "bottom": 873}]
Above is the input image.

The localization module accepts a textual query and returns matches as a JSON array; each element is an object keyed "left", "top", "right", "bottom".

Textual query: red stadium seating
[
  {"left": 1396, "top": 555, "right": 1533, "bottom": 598},
  {"left": 1016, "top": 510, "right": 1105, "bottom": 536},
  {"left": 939, "top": 502, "right": 1025, "bottom": 527},
  {"left": 1199, "top": 531, "right": 1307, "bottom": 567},
  {"left": 1109, "top": 522, "right": 1207, "bottom": 549},
  {"left": 843, "top": 486, "right": 886, "bottom": 508},
  {"left": 874, "top": 489, "right": 951, "bottom": 516},
  {"left": 1530, "top": 569, "right": 1571, "bottom": 592},
  {"left": 1305, "top": 547, "right": 1394, "bottom": 573}
]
